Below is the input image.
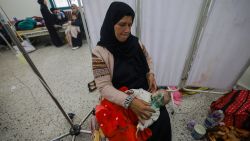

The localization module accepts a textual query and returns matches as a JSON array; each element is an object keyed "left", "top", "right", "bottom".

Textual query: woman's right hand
[{"left": 129, "top": 98, "right": 155, "bottom": 123}]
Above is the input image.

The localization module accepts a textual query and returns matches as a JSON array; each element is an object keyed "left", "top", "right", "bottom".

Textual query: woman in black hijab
[
  {"left": 37, "top": 0, "right": 63, "bottom": 47},
  {"left": 98, "top": 2, "right": 150, "bottom": 91},
  {"left": 93, "top": 2, "right": 171, "bottom": 141}
]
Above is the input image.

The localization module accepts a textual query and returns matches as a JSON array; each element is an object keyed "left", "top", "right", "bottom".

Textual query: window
[
  {"left": 49, "top": 0, "right": 83, "bottom": 9},
  {"left": 54, "top": 0, "right": 69, "bottom": 7},
  {"left": 70, "top": 0, "right": 83, "bottom": 6}
]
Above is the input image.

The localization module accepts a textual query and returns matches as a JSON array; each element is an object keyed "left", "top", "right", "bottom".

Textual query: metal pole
[
  {"left": 0, "top": 21, "right": 74, "bottom": 128},
  {"left": 79, "top": 108, "right": 94, "bottom": 126},
  {"left": 179, "top": 0, "right": 213, "bottom": 87},
  {"left": 51, "top": 132, "right": 71, "bottom": 141},
  {"left": 233, "top": 59, "right": 250, "bottom": 89},
  {"left": 0, "top": 6, "right": 12, "bottom": 24},
  {"left": 77, "top": 0, "right": 92, "bottom": 50},
  {"left": 0, "top": 33, "right": 16, "bottom": 54},
  {"left": 177, "top": 0, "right": 230, "bottom": 94},
  {"left": 135, "top": 0, "right": 141, "bottom": 38},
  {"left": 80, "top": 130, "right": 92, "bottom": 134},
  {"left": 182, "top": 87, "right": 229, "bottom": 95}
]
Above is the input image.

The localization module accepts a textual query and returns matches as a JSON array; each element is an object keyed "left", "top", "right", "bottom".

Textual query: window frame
[{"left": 49, "top": 0, "right": 72, "bottom": 10}]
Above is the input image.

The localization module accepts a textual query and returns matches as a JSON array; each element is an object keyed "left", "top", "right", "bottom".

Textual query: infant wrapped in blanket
[
  {"left": 125, "top": 89, "right": 171, "bottom": 131},
  {"left": 94, "top": 88, "right": 171, "bottom": 140}
]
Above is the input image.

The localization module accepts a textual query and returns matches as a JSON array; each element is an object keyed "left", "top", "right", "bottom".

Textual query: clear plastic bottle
[{"left": 204, "top": 110, "right": 224, "bottom": 129}]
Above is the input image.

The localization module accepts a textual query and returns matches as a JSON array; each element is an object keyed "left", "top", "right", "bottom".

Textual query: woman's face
[
  {"left": 71, "top": 5, "right": 78, "bottom": 13},
  {"left": 114, "top": 16, "right": 132, "bottom": 42}
]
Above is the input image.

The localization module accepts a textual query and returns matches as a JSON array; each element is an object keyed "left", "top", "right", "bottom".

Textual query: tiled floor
[
  {"left": 0, "top": 44, "right": 97, "bottom": 140},
  {"left": 0, "top": 44, "right": 222, "bottom": 141}
]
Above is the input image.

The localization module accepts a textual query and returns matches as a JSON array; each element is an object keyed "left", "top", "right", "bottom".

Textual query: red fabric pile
[{"left": 95, "top": 86, "right": 152, "bottom": 141}]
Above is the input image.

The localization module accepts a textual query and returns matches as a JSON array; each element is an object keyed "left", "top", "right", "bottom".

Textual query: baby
[{"left": 125, "top": 89, "right": 171, "bottom": 131}]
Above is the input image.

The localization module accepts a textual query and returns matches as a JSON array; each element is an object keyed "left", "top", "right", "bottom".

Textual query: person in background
[
  {"left": 69, "top": 4, "right": 85, "bottom": 49},
  {"left": 92, "top": 2, "right": 171, "bottom": 141},
  {"left": 65, "top": 12, "right": 81, "bottom": 49},
  {"left": 37, "top": 0, "right": 64, "bottom": 47},
  {"left": 50, "top": 7, "right": 68, "bottom": 25}
]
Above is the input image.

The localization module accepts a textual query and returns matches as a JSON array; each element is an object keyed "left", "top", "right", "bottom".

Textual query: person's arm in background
[{"left": 140, "top": 42, "right": 157, "bottom": 93}]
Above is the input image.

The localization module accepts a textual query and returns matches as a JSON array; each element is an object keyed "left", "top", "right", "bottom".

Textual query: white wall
[
  {"left": 140, "top": 0, "right": 203, "bottom": 86},
  {"left": 0, "top": 0, "right": 51, "bottom": 19},
  {"left": 186, "top": 0, "right": 250, "bottom": 90},
  {"left": 238, "top": 65, "right": 250, "bottom": 89}
]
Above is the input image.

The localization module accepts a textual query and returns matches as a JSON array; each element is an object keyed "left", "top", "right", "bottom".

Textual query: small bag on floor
[{"left": 13, "top": 40, "right": 36, "bottom": 53}]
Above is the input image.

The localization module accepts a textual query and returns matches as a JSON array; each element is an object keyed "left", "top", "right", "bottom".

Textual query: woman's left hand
[{"left": 147, "top": 73, "right": 157, "bottom": 93}]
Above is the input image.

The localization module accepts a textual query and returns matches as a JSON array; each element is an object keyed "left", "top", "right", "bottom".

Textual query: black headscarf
[{"left": 97, "top": 2, "right": 149, "bottom": 90}]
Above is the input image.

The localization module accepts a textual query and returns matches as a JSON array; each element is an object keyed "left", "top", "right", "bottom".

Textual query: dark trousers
[
  {"left": 72, "top": 33, "right": 82, "bottom": 47},
  {"left": 46, "top": 25, "right": 63, "bottom": 47},
  {"left": 148, "top": 106, "right": 172, "bottom": 141}
]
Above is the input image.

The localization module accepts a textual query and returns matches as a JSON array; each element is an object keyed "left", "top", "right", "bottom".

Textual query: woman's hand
[
  {"left": 129, "top": 98, "right": 155, "bottom": 123},
  {"left": 147, "top": 73, "right": 157, "bottom": 93}
]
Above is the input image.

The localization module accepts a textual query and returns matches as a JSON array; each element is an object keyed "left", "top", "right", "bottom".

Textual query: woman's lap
[{"left": 147, "top": 106, "right": 172, "bottom": 141}]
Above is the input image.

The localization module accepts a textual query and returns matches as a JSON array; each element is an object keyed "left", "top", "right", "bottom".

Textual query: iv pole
[{"left": 0, "top": 4, "right": 93, "bottom": 141}]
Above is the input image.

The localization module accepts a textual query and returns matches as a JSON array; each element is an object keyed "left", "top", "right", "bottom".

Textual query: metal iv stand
[{"left": 0, "top": 5, "right": 94, "bottom": 141}]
